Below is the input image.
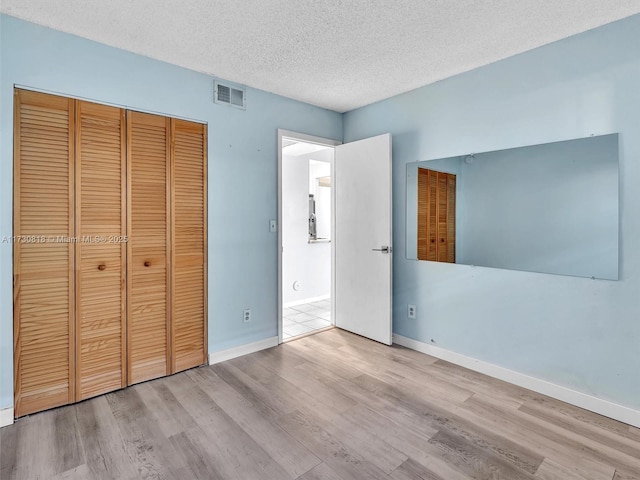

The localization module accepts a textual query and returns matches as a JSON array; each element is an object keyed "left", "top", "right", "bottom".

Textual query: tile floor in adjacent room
[{"left": 283, "top": 298, "right": 332, "bottom": 340}]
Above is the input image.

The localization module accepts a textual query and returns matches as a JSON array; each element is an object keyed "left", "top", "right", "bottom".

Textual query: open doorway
[
  {"left": 278, "top": 130, "right": 393, "bottom": 345},
  {"left": 278, "top": 130, "right": 340, "bottom": 342}
]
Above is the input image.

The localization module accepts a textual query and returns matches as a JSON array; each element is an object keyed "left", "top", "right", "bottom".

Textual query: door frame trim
[{"left": 277, "top": 129, "right": 341, "bottom": 344}]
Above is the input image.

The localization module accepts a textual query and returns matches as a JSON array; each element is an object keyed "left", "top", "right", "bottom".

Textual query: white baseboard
[
  {"left": 208, "top": 336, "right": 279, "bottom": 365},
  {"left": 393, "top": 334, "right": 640, "bottom": 428},
  {"left": 0, "top": 407, "right": 14, "bottom": 428},
  {"left": 284, "top": 294, "right": 330, "bottom": 308}
]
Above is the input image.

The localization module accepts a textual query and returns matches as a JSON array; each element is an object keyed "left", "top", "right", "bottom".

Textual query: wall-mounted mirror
[{"left": 406, "top": 134, "right": 619, "bottom": 280}]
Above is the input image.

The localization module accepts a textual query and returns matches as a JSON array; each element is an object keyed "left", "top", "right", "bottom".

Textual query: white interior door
[{"left": 334, "top": 133, "right": 392, "bottom": 345}]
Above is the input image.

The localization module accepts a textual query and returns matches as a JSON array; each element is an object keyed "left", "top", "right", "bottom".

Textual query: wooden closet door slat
[
  {"left": 427, "top": 169, "right": 438, "bottom": 261},
  {"left": 14, "top": 89, "right": 75, "bottom": 417},
  {"left": 75, "top": 100, "right": 126, "bottom": 400},
  {"left": 127, "top": 111, "right": 171, "bottom": 384},
  {"left": 447, "top": 174, "right": 456, "bottom": 263},
  {"left": 171, "top": 119, "right": 207, "bottom": 373},
  {"left": 417, "top": 168, "right": 429, "bottom": 261}
]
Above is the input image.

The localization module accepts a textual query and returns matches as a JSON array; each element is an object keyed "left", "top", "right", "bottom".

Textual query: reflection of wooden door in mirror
[{"left": 417, "top": 168, "right": 455, "bottom": 263}]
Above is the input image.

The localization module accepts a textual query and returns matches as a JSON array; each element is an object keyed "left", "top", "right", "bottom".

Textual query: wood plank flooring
[{"left": 1, "top": 328, "right": 639, "bottom": 479}]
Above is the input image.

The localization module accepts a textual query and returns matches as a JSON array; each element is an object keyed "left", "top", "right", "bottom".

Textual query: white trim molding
[
  {"left": 208, "top": 336, "right": 279, "bottom": 365},
  {"left": 0, "top": 407, "right": 14, "bottom": 428},
  {"left": 393, "top": 334, "right": 640, "bottom": 428}
]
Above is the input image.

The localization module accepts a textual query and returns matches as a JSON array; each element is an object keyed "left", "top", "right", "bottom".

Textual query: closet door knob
[
  {"left": 144, "top": 261, "right": 151, "bottom": 267},
  {"left": 98, "top": 264, "right": 106, "bottom": 271}
]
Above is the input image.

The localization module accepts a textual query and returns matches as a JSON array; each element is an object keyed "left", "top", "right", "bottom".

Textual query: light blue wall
[
  {"left": 0, "top": 15, "right": 342, "bottom": 410},
  {"left": 344, "top": 15, "right": 640, "bottom": 410}
]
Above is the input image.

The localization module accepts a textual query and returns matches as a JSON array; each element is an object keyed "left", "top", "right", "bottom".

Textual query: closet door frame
[
  {"left": 14, "top": 87, "right": 208, "bottom": 416},
  {"left": 202, "top": 125, "right": 209, "bottom": 367}
]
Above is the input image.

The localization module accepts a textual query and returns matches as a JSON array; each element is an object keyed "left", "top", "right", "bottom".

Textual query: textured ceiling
[{"left": 2, "top": 1, "right": 640, "bottom": 112}]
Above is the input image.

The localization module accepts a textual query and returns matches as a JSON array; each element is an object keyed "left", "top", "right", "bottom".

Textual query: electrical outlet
[
  {"left": 269, "top": 219, "right": 277, "bottom": 233},
  {"left": 408, "top": 304, "right": 416, "bottom": 319},
  {"left": 243, "top": 309, "right": 251, "bottom": 323}
]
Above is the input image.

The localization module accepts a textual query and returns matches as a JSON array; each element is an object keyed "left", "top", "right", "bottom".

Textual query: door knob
[
  {"left": 372, "top": 246, "right": 391, "bottom": 254},
  {"left": 98, "top": 264, "right": 106, "bottom": 271},
  {"left": 144, "top": 261, "right": 151, "bottom": 267}
]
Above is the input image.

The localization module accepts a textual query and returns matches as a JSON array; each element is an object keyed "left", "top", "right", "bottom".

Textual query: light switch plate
[{"left": 269, "top": 219, "right": 277, "bottom": 233}]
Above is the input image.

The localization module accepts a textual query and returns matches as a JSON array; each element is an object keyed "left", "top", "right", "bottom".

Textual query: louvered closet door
[
  {"left": 127, "top": 111, "right": 171, "bottom": 384},
  {"left": 171, "top": 119, "right": 207, "bottom": 372},
  {"left": 75, "top": 101, "right": 126, "bottom": 400},
  {"left": 13, "top": 89, "right": 75, "bottom": 417}
]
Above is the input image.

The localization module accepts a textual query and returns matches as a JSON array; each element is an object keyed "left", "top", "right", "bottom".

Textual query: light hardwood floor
[{"left": 1, "top": 328, "right": 639, "bottom": 479}]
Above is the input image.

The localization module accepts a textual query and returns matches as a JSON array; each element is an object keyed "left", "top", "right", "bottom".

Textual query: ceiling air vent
[{"left": 214, "top": 81, "right": 246, "bottom": 109}]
